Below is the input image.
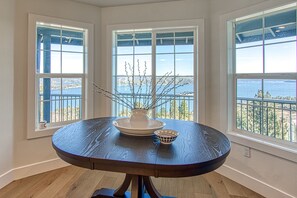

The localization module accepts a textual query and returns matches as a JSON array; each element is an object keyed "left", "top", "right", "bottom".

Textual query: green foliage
[
  {"left": 118, "top": 99, "right": 194, "bottom": 121},
  {"left": 170, "top": 100, "right": 179, "bottom": 119},
  {"left": 179, "top": 99, "right": 189, "bottom": 120},
  {"left": 156, "top": 107, "right": 167, "bottom": 118},
  {"left": 237, "top": 89, "right": 296, "bottom": 142}
]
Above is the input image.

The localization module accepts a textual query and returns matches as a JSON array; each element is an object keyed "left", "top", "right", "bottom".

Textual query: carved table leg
[
  {"left": 143, "top": 176, "right": 162, "bottom": 198},
  {"left": 131, "top": 175, "right": 144, "bottom": 198},
  {"left": 113, "top": 174, "right": 133, "bottom": 197},
  {"left": 91, "top": 174, "right": 175, "bottom": 198}
]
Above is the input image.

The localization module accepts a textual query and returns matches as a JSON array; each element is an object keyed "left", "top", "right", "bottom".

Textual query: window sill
[
  {"left": 27, "top": 126, "right": 62, "bottom": 139},
  {"left": 27, "top": 119, "right": 82, "bottom": 139},
  {"left": 226, "top": 131, "right": 297, "bottom": 163}
]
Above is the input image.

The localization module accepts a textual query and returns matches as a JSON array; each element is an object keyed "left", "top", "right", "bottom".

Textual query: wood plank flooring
[{"left": 0, "top": 166, "right": 264, "bottom": 198}]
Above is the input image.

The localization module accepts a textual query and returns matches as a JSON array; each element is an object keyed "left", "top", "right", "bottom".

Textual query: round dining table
[{"left": 52, "top": 117, "right": 231, "bottom": 198}]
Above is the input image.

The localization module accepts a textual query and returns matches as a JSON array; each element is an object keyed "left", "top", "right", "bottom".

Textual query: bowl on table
[{"left": 154, "top": 129, "right": 179, "bottom": 144}]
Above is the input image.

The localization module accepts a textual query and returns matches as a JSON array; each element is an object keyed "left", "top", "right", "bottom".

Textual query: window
[
  {"left": 112, "top": 29, "right": 197, "bottom": 121},
  {"left": 28, "top": 14, "right": 94, "bottom": 138},
  {"left": 229, "top": 5, "right": 297, "bottom": 143}
]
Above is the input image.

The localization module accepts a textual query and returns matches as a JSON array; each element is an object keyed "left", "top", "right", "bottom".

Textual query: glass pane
[
  {"left": 117, "top": 33, "right": 133, "bottom": 55},
  {"left": 263, "top": 9, "right": 296, "bottom": 73},
  {"left": 237, "top": 79, "right": 262, "bottom": 99},
  {"left": 263, "top": 80, "right": 296, "bottom": 99},
  {"left": 117, "top": 33, "right": 133, "bottom": 40},
  {"left": 156, "top": 32, "right": 174, "bottom": 53},
  {"left": 62, "top": 52, "right": 84, "bottom": 73},
  {"left": 156, "top": 41, "right": 174, "bottom": 53},
  {"left": 117, "top": 45, "right": 133, "bottom": 55},
  {"left": 37, "top": 51, "right": 61, "bottom": 74},
  {"left": 175, "top": 39, "right": 194, "bottom": 53},
  {"left": 38, "top": 78, "right": 61, "bottom": 124},
  {"left": 116, "top": 77, "right": 133, "bottom": 94},
  {"left": 176, "top": 54, "right": 193, "bottom": 75},
  {"left": 61, "top": 78, "right": 82, "bottom": 122},
  {"left": 156, "top": 76, "right": 174, "bottom": 95},
  {"left": 264, "top": 23, "right": 296, "bottom": 44},
  {"left": 264, "top": 9, "right": 296, "bottom": 43},
  {"left": 135, "top": 32, "right": 152, "bottom": 54},
  {"left": 157, "top": 32, "right": 174, "bottom": 38},
  {"left": 175, "top": 77, "right": 193, "bottom": 94},
  {"left": 236, "top": 79, "right": 262, "bottom": 132},
  {"left": 264, "top": 12, "right": 296, "bottom": 73},
  {"left": 36, "top": 25, "right": 86, "bottom": 74},
  {"left": 175, "top": 31, "right": 193, "bottom": 37},
  {"left": 50, "top": 29, "right": 61, "bottom": 51},
  {"left": 263, "top": 80, "right": 296, "bottom": 142},
  {"left": 265, "top": 41, "right": 296, "bottom": 73},
  {"left": 235, "top": 17, "right": 263, "bottom": 48},
  {"left": 236, "top": 46, "right": 263, "bottom": 73},
  {"left": 134, "top": 55, "right": 152, "bottom": 75},
  {"left": 135, "top": 41, "right": 151, "bottom": 54},
  {"left": 37, "top": 25, "right": 61, "bottom": 51},
  {"left": 62, "top": 29, "right": 84, "bottom": 52},
  {"left": 135, "top": 32, "right": 151, "bottom": 39},
  {"left": 116, "top": 55, "right": 133, "bottom": 75},
  {"left": 175, "top": 31, "right": 194, "bottom": 53},
  {"left": 156, "top": 54, "right": 174, "bottom": 76}
]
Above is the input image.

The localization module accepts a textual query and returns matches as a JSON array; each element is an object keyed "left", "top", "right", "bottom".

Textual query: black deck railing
[
  {"left": 237, "top": 97, "right": 297, "bottom": 143},
  {"left": 40, "top": 94, "right": 82, "bottom": 123}
]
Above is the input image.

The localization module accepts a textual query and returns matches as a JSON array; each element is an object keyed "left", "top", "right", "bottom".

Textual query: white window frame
[
  {"left": 112, "top": 28, "right": 198, "bottom": 120},
  {"left": 220, "top": 1, "right": 297, "bottom": 163},
  {"left": 106, "top": 19, "right": 206, "bottom": 124},
  {"left": 27, "top": 14, "right": 94, "bottom": 139}
]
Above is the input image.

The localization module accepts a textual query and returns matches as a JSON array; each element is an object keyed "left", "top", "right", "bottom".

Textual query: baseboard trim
[
  {"left": 216, "top": 164, "right": 295, "bottom": 198},
  {"left": 0, "top": 169, "right": 14, "bottom": 189},
  {"left": 0, "top": 158, "right": 69, "bottom": 189}
]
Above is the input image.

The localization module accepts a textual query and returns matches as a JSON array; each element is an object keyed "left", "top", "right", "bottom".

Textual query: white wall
[
  {"left": 0, "top": 0, "right": 15, "bottom": 188},
  {"left": 13, "top": 0, "right": 101, "bottom": 168}
]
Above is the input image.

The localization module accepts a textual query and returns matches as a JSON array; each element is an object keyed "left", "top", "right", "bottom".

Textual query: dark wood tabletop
[{"left": 52, "top": 117, "right": 231, "bottom": 198}]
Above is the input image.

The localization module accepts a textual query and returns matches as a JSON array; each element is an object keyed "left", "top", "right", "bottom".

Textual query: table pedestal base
[{"left": 91, "top": 174, "right": 175, "bottom": 198}]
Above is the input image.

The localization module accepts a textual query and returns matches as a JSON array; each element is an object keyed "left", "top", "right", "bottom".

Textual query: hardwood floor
[{"left": 0, "top": 166, "right": 264, "bottom": 198}]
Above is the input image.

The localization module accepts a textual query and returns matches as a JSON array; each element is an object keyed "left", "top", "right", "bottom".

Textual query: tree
[
  {"left": 179, "top": 99, "right": 189, "bottom": 120},
  {"left": 169, "top": 100, "right": 179, "bottom": 119},
  {"left": 156, "top": 107, "right": 168, "bottom": 118},
  {"left": 237, "top": 89, "right": 289, "bottom": 141}
]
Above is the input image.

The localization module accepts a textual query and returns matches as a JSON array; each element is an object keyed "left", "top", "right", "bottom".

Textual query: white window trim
[
  {"left": 219, "top": 1, "right": 297, "bottom": 163},
  {"left": 106, "top": 19, "right": 206, "bottom": 124},
  {"left": 27, "top": 14, "right": 94, "bottom": 139},
  {"left": 112, "top": 28, "right": 198, "bottom": 120}
]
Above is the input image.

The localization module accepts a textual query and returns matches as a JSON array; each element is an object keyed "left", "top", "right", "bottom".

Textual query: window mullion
[
  {"left": 232, "top": 22, "right": 237, "bottom": 132},
  {"left": 173, "top": 32, "right": 177, "bottom": 119},
  {"left": 60, "top": 28, "right": 63, "bottom": 124},
  {"left": 114, "top": 32, "right": 118, "bottom": 116},
  {"left": 261, "top": 16, "right": 265, "bottom": 135},
  {"left": 236, "top": 73, "right": 297, "bottom": 79},
  {"left": 152, "top": 31, "right": 157, "bottom": 118}
]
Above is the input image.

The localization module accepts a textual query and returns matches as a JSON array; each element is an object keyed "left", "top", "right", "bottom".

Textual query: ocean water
[
  {"left": 237, "top": 80, "right": 296, "bottom": 99},
  {"left": 44, "top": 80, "right": 296, "bottom": 111}
]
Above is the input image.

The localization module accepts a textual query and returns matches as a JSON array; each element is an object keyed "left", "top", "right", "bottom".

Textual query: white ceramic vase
[{"left": 130, "top": 109, "right": 149, "bottom": 128}]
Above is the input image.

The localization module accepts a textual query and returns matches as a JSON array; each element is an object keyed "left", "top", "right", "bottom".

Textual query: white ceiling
[{"left": 70, "top": 0, "right": 181, "bottom": 7}]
